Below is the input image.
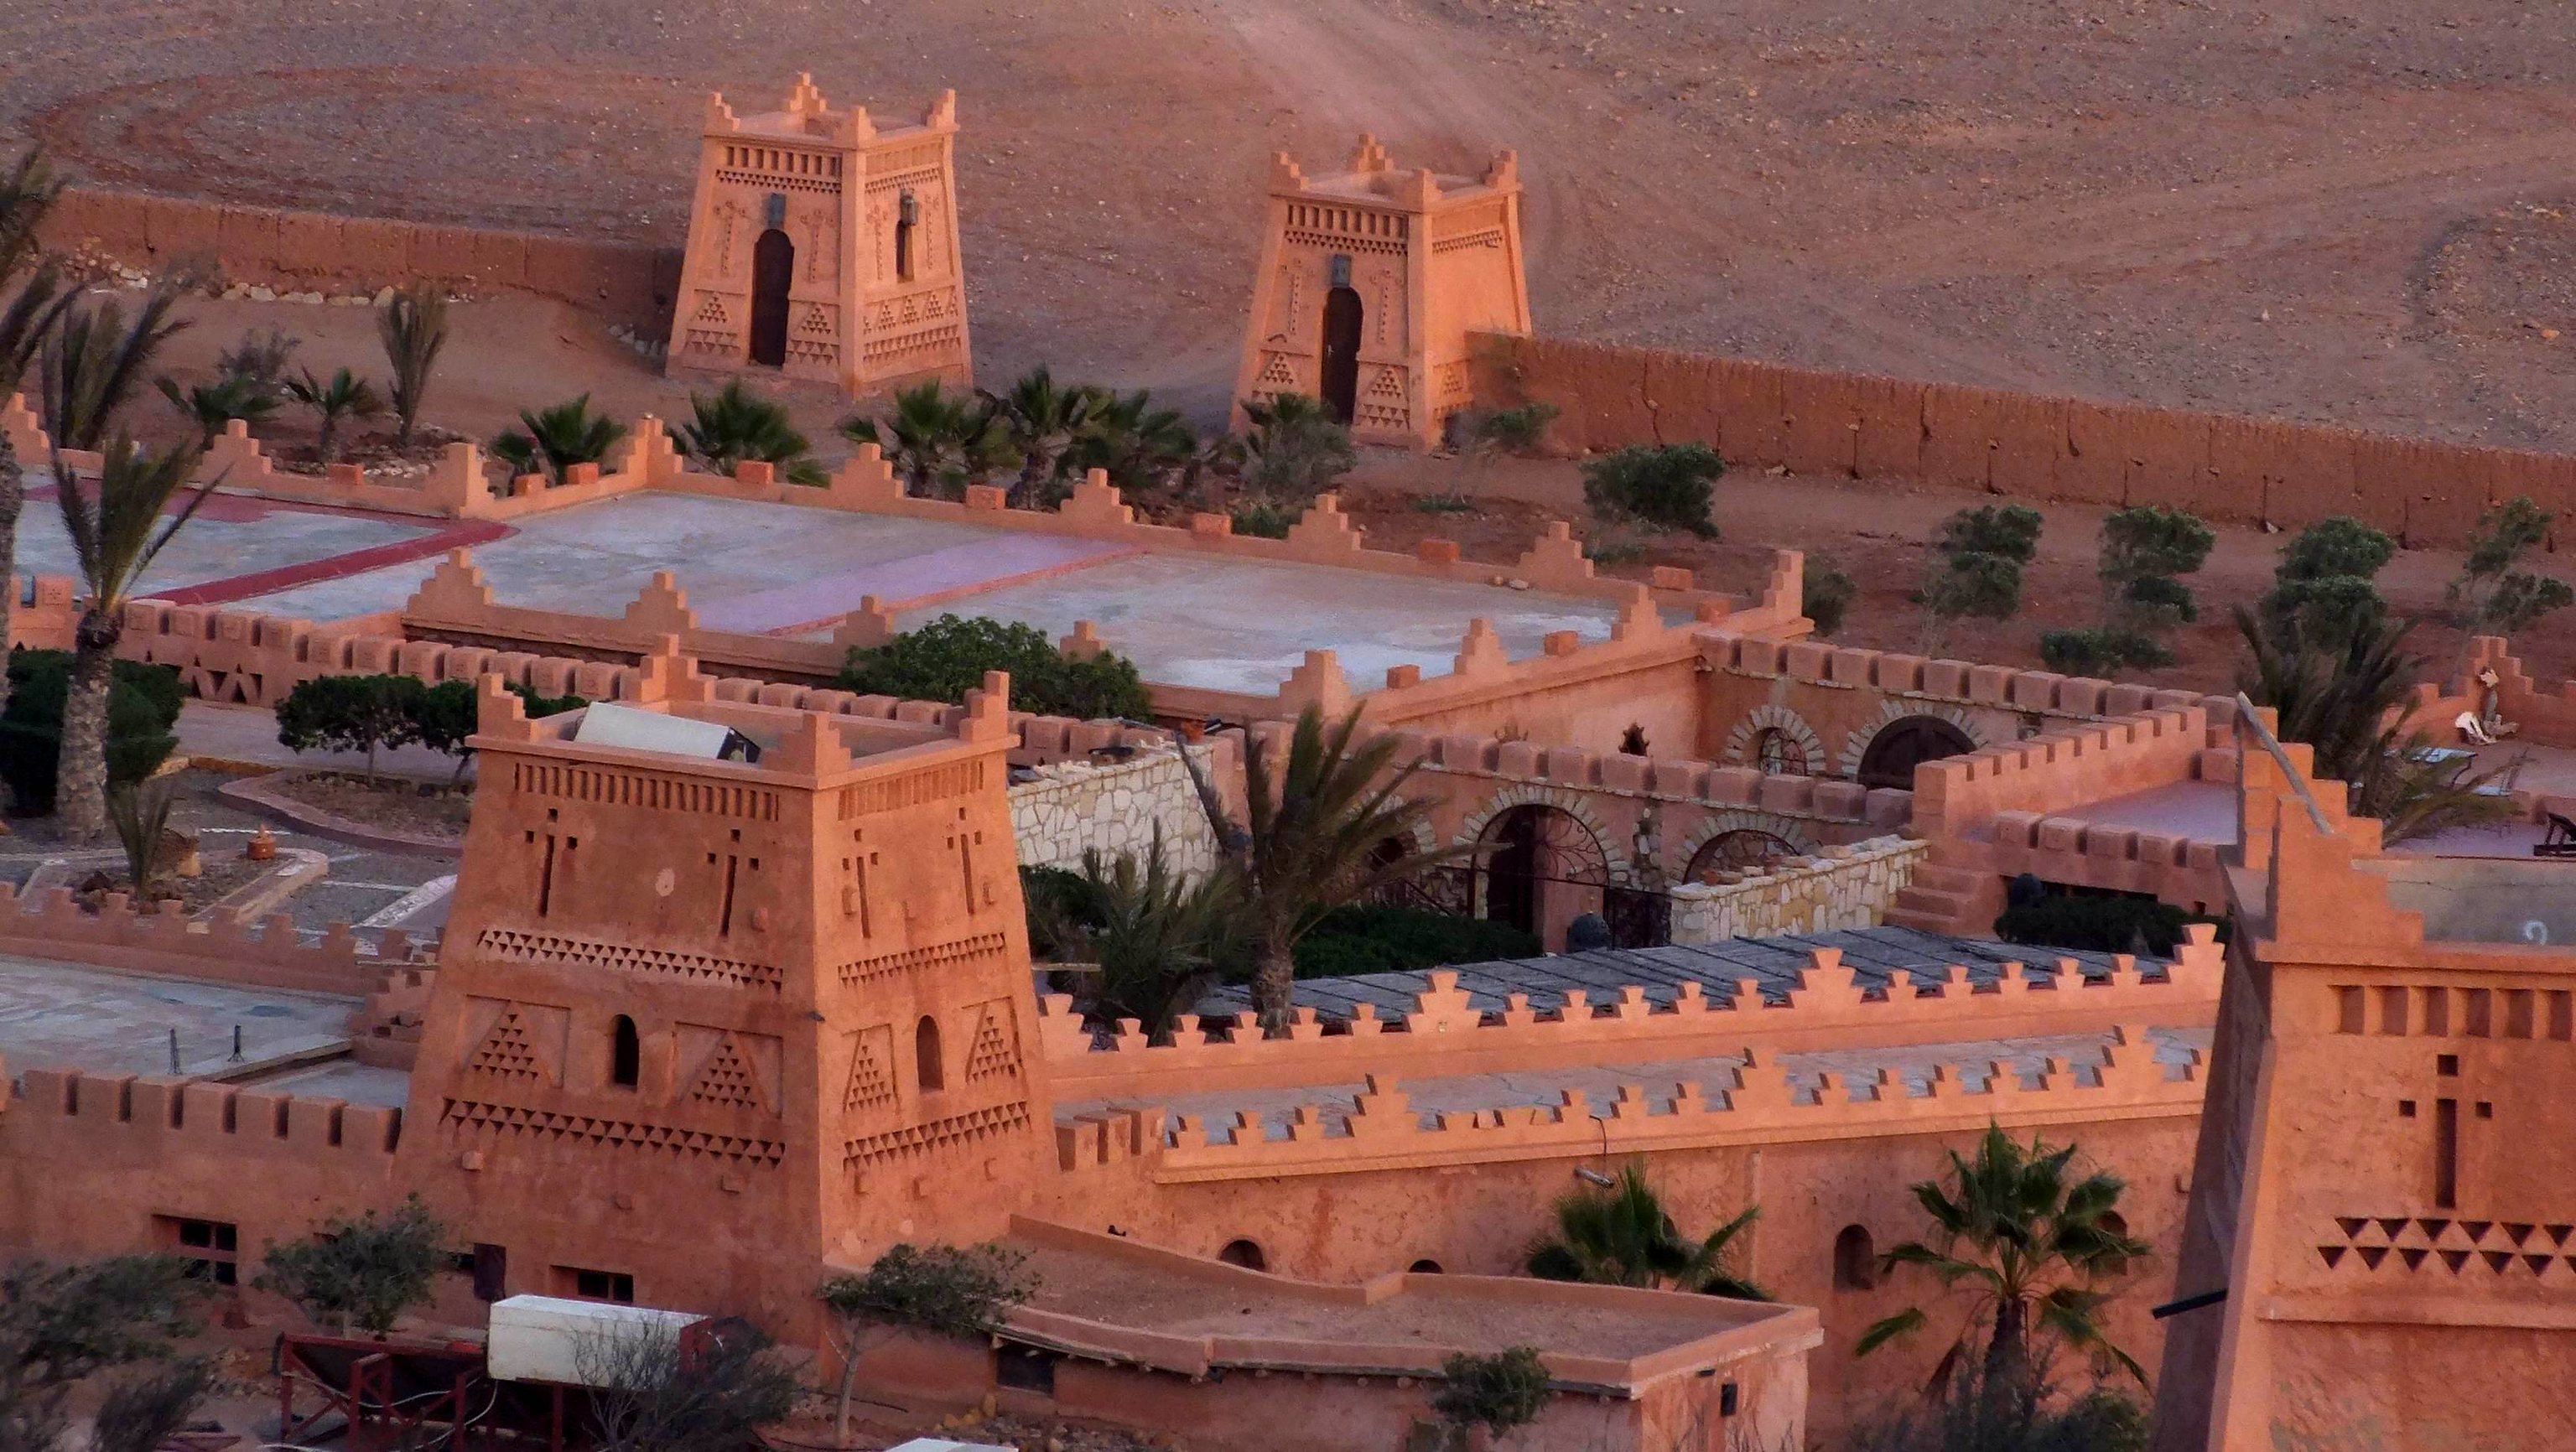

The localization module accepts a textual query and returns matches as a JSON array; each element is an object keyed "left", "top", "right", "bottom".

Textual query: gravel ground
[{"left": 3, "top": 0, "right": 2573, "bottom": 449}]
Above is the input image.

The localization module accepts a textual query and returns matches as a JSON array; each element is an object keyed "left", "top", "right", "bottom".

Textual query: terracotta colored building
[
  {"left": 666, "top": 76, "right": 971, "bottom": 397},
  {"left": 1233, "top": 136, "right": 1531, "bottom": 447},
  {"left": 2154, "top": 720, "right": 2576, "bottom": 1450}
]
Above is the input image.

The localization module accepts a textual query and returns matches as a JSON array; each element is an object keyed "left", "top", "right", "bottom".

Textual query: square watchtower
[{"left": 665, "top": 75, "right": 973, "bottom": 398}]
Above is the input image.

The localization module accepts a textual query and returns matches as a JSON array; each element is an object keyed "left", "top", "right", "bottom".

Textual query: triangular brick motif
[
  {"left": 2357, "top": 1247, "right": 2388, "bottom": 1269},
  {"left": 2483, "top": 1251, "right": 2515, "bottom": 1273},
  {"left": 2317, "top": 1246, "right": 2346, "bottom": 1269},
  {"left": 2551, "top": 1225, "right": 2576, "bottom": 1247},
  {"left": 689, "top": 1036, "right": 765, "bottom": 1112},
  {"left": 2398, "top": 1247, "right": 2428, "bottom": 1271},
  {"left": 2336, "top": 1216, "right": 2369, "bottom": 1238},
  {"left": 844, "top": 1029, "right": 896, "bottom": 1112},
  {"left": 1256, "top": 353, "right": 1296, "bottom": 387},
  {"left": 2438, "top": 1249, "right": 2471, "bottom": 1273},
  {"left": 468, "top": 1009, "right": 545, "bottom": 1081},
  {"left": 2527, "top": 1254, "right": 2556, "bottom": 1273},
  {"left": 1365, "top": 366, "right": 1405, "bottom": 401},
  {"left": 966, "top": 1003, "right": 1016, "bottom": 1082},
  {"left": 693, "top": 294, "right": 729, "bottom": 324}
]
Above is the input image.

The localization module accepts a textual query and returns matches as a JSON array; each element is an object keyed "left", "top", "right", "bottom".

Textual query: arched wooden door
[
  {"left": 1319, "top": 286, "right": 1363, "bottom": 423},
  {"left": 1857, "top": 716, "right": 1976, "bottom": 790},
  {"left": 749, "top": 228, "right": 794, "bottom": 367}
]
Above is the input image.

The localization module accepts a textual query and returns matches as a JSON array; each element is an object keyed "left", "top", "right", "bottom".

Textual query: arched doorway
[
  {"left": 1476, "top": 804, "right": 1609, "bottom": 945},
  {"left": 1685, "top": 829, "right": 1800, "bottom": 883},
  {"left": 1319, "top": 286, "right": 1363, "bottom": 423},
  {"left": 1857, "top": 716, "right": 1976, "bottom": 791},
  {"left": 749, "top": 228, "right": 794, "bottom": 367}
]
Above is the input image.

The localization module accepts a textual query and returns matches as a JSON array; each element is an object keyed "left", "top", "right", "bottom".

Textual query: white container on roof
[
  {"left": 572, "top": 702, "right": 761, "bottom": 764},
  {"left": 486, "top": 1294, "right": 703, "bottom": 1386}
]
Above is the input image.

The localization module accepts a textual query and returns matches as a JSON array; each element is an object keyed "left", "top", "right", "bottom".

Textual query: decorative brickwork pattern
[
  {"left": 842, "top": 1101, "right": 1031, "bottom": 1170},
  {"left": 477, "top": 928, "right": 782, "bottom": 992},
  {"left": 439, "top": 1098, "right": 784, "bottom": 1168}
]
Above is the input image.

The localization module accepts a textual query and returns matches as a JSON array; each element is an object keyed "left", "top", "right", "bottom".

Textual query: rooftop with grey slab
[
  {"left": 225, "top": 491, "right": 1645, "bottom": 695},
  {"left": 1058, "top": 1024, "right": 2211, "bottom": 1140},
  {"left": 0, "top": 957, "right": 359, "bottom": 1078},
  {"left": 1193, "top": 926, "right": 2169, "bottom": 1023}
]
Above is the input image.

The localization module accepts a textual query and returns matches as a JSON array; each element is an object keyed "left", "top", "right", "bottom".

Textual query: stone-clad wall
[
  {"left": 1009, "top": 744, "right": 1223, "bottom": 880},
  {"left": 1668, "top": 834, "right": 1929, "bottom": 945}
]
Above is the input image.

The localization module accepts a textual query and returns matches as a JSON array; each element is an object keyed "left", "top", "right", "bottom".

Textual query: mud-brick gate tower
[
  {"left": 665, "top": 75, "right": 973, "bottom": 398},
  {"left": 397, "top": 651, "right": 1056, "bottom": 1317},
  {"left": 1231, "top": 135, "right": 1530, "bottom": 449}
]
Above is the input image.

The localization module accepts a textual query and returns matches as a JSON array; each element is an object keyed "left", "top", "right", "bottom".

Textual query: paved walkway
[{"left": 178, "top": 701, "right": 460, "bottom": 780}]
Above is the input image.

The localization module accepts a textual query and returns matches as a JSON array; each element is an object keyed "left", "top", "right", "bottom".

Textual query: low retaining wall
[
  {"left": 1010, "top": 744, "right": 1226, "bottom": 880},
  {"left": 1669, "top": 835, "right": 1929, "bottom": 945},
  {"left": 34, "top": 186, "right": 679, "bottom": 330},
  {"left": 1472, "top": 333, "right": 2576, "bottom": 549},
  {"left": 0, "top": 884, "right": 424, "bottom": 999}
]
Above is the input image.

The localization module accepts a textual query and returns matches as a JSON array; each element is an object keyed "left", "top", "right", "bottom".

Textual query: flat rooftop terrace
[
  {"left": 193, "top": 492, "right": 1641, "bottom": 696},
  {"left": 997, "top": 1222, "right": 1807, "bottom": 1384},
  {"left": 0, "top": 957, "right": 357, "bottom": 1078},
  {"left": 1196, "top": 925, "right": 2167, "bottom": 1021}
]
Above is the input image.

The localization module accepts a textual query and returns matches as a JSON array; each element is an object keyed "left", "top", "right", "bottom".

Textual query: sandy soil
[{"left": 4, "top": 0, "right": 2575, "bottom": 451}]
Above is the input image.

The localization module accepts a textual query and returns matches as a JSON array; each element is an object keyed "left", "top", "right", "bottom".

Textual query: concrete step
[{"left": 1906, "top": 863, "right": 1990, "bottom": 895}]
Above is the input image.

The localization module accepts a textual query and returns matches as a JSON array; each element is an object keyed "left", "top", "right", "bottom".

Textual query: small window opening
[{"left": 610, "top": 1015, "right": 641, "bottom": 1088}]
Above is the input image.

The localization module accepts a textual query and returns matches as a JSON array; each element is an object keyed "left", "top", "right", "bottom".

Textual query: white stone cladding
[
  {"left": 1008, "top": 744, "right": 1220, "bottom": 880},
  {"left": 1667, "top": 835, "right": 1929, "bottom": 946}
]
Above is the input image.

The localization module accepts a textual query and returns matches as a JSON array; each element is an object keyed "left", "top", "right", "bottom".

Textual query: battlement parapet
[
  {"left": 0, "top": 883, "right": 421, "bottom": 999},
  {"left": 1305, "top": 721, "right": 1908, "bottom": 829},
  {"left": 0, "top": 1063, "right": 402, "bottom": 1166},
  {"left": 1703, "top": 630, "right": 2232, "bottom": 729},
  {"left": 1911, "top": 705, "right": 2225, "bottom": 840},
  {"left": 1041, "top": 930, "right": 2222, "bottom": 1100},
  {"left": 1150, "top": 1024, "right": 2196, "bottom": 1180}
]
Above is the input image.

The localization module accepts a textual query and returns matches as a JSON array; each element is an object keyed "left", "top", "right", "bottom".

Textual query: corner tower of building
[
  {"left": 666, "top": 75, "right": 972, "bottom": 397},
  {"left": 397, "top": 647, "right": 1052, "bottom": 1314},
  {"left": 1232, "top": 134, "right": 1531, "bottom": 448}
]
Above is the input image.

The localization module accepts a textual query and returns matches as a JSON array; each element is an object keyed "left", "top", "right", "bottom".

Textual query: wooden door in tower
[
  {"left": 750, "top": 229, "right": 795, "bottom": 367},
  {"left": 1320, "top": 286, "right": 1363, "bottom": 423}
]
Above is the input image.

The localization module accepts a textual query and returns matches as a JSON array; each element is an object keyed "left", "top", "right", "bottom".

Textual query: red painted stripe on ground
[{"left": 151, "top": 517, "right": 517, "bottom": 607}]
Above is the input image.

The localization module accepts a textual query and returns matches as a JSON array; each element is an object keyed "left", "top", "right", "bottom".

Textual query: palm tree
[
  {"left": 1527, "top": 1162, "right": 1766, "bottom": 1299},
  {"left": 37, "top": 276, "right": 194, "bottom": 452},
  {"left": 1185, "top": 703, "right": 1456, "bottom": 1030},
  {"left": 840, "top": 381, "right": 998, "bottom": 498},
  {"left": 0, "top": 146, "right": 71, "bottom": 731},
  {"left": 1059, "top": 832, "right": 1238, "bottom": 1037},
  {"left": 1071, "top": 387, "right": 1197, "bottom": 493},
  {"left": 2235, "top": 606, "right": 2521, "bottom": 845},
  {"left": 377, "top": 283, "right": 449, "bottom": 448},
  {"left": 158, "top": 373, "right": 279, "bottom": 446},
  {"left": 983, "top": 365, "right": 1098, "bottom": 506},
  {"left": 282, "top": 368, "right": 383, "bottom": 466},
  {"left": 1240, "top": 392, "right": 1357, "bottom": 500},
  {"left": 490, "top": 394, "right": 627, "bottom": 485},
  {"left": 1856, "top": 1124, "right": 2151, "bottom": 1401},
  {"left": 681, "top": 379, "right": 827, "bottom": 485},
  {"left": 49, "top": 436, "right": 216, "bottom": 840}
]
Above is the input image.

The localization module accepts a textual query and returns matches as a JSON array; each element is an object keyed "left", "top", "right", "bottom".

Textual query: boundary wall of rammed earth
[
  {"left": 1469, "top": 332, "right": 2576, "bottom": 549},
  {"left": 30, "top": 186, "right": 678, "bottom": 332}
]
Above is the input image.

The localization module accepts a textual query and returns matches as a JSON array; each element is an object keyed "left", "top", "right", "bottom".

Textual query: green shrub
[
  {"left": 1995, "top": 893, "right": 2228, "bottom": 957},
  {"left": 841, "top": 615, "right": 1152, "bottom": 721},
  {"left": 1581, "top": 443, "right": 1722, "bottom": 537},
  {"left": 1292, "top": 905, "right": 1539, "bottom": 978},
  {"left": 1804, "top": 557, "right": 1858, "bottom": 637},
  {"left": 1229, "top": 499, "right": 1298, "bottom": 539},
  {"left": 1433, "top": 1346, "right": 1551, "bottom": 1439},
  {"left": 0, "top": 651, "right": 182, "bottom": 816},
  {"left": 2038, "top": 626, "right": 2172, "bottom": 678},
  {"left": 275, "top": 675, "right": 426, "bottom": 779}
]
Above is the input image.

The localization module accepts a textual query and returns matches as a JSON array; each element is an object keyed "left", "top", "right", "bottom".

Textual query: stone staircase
[{"left": 1883, "top": 859, "right": 1998, "bottom": 936}]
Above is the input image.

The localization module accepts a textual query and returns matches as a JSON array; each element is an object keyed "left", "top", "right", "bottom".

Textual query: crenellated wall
[
  {"left": 0, "top": 1058, "right": 406, "bottom": 1264},
  {"left": 1037, "top": 931, "right": 2223, "bottom": 1102},
  {"left": 0, "top": 883, "right": 424, "bottom": 999}
]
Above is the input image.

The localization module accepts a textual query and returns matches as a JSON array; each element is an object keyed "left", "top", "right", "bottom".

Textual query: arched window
[
  {"left": 1753, "top": 727, "right": 1807, "bottom": 776},
  {"left": 609, "top": 1015, "right": 641, "bottom": 1089},
  {"left": 915, "top": 1014, "right": 945, "bottom": 1092},
  {"left": 1218, "top": 1239, "right": 1267, "bottom": 1272},
  {"left": 895, "top": 190, "right": 919, "bottom": 283},
  {"left": 1408, "top": 1259, "right": 1444, "bottom": 1274},
  {"left": 1833, "top": 1225, "right": 1877, "bottom": 1291}
]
